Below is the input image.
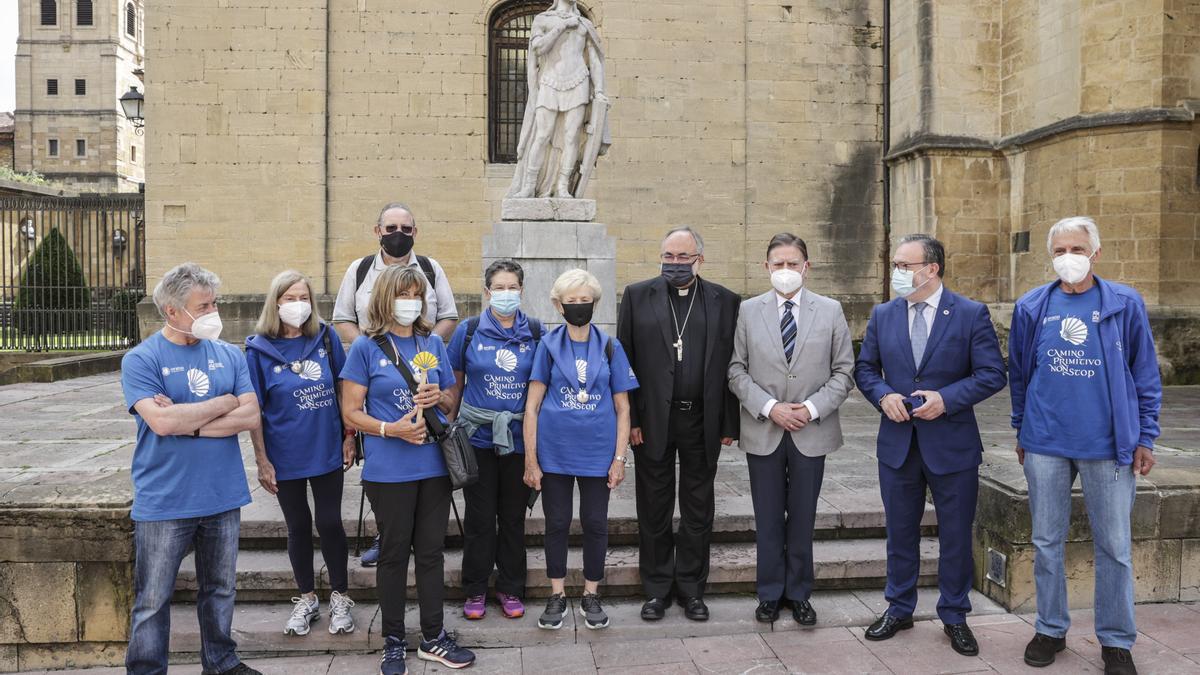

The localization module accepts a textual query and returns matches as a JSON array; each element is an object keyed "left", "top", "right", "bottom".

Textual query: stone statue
[{"left": 506, "top": 0, "right": 611, "bottom": 200}]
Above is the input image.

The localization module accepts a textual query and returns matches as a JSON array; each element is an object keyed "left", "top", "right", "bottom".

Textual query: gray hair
[
  {"left": 152, "top": 262, "right": 221, "bottom": 317},
  {"left": 1047, "top": 216, "right": 1101, "bottom": 255},
  {"left": 376, "top": 202, "right": 416, "bottom": 227},
  {"left": 255, "top": 269, "right": 323, "bottom": 339},
  {"left": 662, "top": 226, "right": 704, "bottom": 254},
  {"left": 550, "top": 268, "right": 602, "bottom": 303}
]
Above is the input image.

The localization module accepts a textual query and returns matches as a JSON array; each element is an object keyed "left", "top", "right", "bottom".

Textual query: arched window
[
  {"left": 77, "top": 0, "right": 92, "bottom": 25},
  {"left": 41, "top": 0, "right": 56, "bottom": 26},
  {"left": 126, "top": 3, "right": 136, "bottom": 37},
  {"left": 489, "top": 1, "right": 549, "bottom": 163}
]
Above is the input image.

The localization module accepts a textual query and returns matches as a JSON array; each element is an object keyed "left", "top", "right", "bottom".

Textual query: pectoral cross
[{"left": 674, "top": 337, "right": 683, "bottom": 362}]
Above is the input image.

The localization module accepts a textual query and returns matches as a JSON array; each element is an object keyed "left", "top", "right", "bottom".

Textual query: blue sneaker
[
  {"left": 418, "top": 630, "right": 475, "bottom": 669},
  {"left": 379, "top": 635, "right": 407, "bottom": 675},
  {"left": 361, "top": 535, "right": 381, "bottom": 567}
]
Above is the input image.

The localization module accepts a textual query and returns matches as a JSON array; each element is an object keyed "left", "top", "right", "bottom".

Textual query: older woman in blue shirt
[{"left": 524, "top": 268, "right": 639, "bottom": 631}]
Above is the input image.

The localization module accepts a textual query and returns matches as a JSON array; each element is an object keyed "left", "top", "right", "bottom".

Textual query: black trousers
[
  {"left": 275, "top": 468, "right": 349, "bottom": 594},
  {"left": 461, "top": 446, "right": 531, "bottom": 597},
  {"left": 363, "top": 476, "right": 451, "bottom": 641},
  {"left": 634, "top": 407, "right": 717, "bottom": 599},
  {"left": 542, "top": 473, "right": 610, "bottom": 582},
  {"left": 745, "top": 434, "right": 826, "bottom": 603}
]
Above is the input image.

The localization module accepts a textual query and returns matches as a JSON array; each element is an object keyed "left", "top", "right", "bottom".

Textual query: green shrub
[
  {"left": 13, "top": 228, "right": 92, "bottom": 335},
  {"left": 109, "top": 289, "right": 145, "bottom": 341}
]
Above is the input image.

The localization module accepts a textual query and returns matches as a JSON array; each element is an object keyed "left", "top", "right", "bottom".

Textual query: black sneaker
[
  {"left": 418, "top": 630, "right": 475, "bottom": 669},
  {"left": 360, "top": 535, "right": 381, "bottom": 567},
  {"left": 379, "top": 635, "right": 407, "bottom": 675},
  {"left": 1101, "top": 646, "right": 1137, "bottom": 675},
  {"left": 538, "top": 593, "right": 568, "bottom": 630},
  {"left": 1024, "top": 633, "right": 1066, "bottom": 667},
  {"left": 218, "top": 665, "right": 263, "bottom": 675},
  {"left": 579, "top": 592, "right": 610, "bottom": 629}
]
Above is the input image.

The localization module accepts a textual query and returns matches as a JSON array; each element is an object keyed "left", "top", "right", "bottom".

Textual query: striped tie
[{"left": 781, "top": 300, "right": 797, "bottom": 362}]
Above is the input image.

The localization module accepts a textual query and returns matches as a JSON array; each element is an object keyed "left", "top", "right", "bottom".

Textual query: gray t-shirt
[{"left": 332, "top": 251, "right": 458, "bottom": 327}]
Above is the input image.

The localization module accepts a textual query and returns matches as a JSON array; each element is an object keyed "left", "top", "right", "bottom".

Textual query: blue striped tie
[{"left": 781, "top": 300, "right": 797, "bottom": 362}]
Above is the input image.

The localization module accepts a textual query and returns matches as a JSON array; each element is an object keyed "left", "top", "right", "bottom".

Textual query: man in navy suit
[{"left": 854, "top": 234, "right": 1006, "bottom": 657}]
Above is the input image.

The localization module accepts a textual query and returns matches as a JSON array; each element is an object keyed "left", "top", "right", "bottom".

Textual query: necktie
[
  {"left": 911, "top": 301, "right": 929, "bottom": 367},
  {"left": 781, "top": 300, "right": 796, "bottom": 362}
]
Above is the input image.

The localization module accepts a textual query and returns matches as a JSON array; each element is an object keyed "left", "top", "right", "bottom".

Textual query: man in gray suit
[{"left": 728, "top": 233, "right": 855, "bottom": 625}]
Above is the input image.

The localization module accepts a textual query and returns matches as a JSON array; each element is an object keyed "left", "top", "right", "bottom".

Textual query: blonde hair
[
  {"left": 550, "top": 268, "right": 602, "bottom": 303},
  {"left": 363, "top": 265, "right": 433, "bottom": 337},
  {"left": 255, "top": 270, "right": 323, "bottom": 338}
]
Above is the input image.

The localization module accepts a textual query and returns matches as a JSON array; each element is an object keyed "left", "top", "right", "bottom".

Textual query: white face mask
[
  {"left": 891, "top": 265, "right": 931, "bottom": 298},
  {"left": 393, "top": 298, "right": 423, "bottom": 326},
  {"left": 183, "top": 309, "right": 223, "bottom": 341},
  {"left": 278, "top": 301, "right": 311, "bottom": 328},
  {"left": 1052, "top": 253, "right": 1093, "bottom": 285},
  {"left": 770, "top": 268, "right": 804, "bottom": 295}
]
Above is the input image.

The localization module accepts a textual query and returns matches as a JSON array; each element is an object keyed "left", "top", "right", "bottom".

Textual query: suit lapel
[
  {"left": 757, "top": 293, "right": 789, "bottom": 364},
  {"left": 917, "top": 289, "right": 956, "bottom": 373},
  {"left": 702, "top": 279, "right": 720, "bottom": 373},
  {"left": 891, "top": 297, "right": 917, "bottom": 373},
  {"left": 650, "top": 277, "right": 674, "bottom": 356},
  {"left": 787, "top": 291, "right": 817, "bottom": 370}
]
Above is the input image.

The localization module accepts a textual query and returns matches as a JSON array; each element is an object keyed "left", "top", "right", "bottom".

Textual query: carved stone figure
[{"left": 506, "top": 0, "right": 611, "bottom": 200}]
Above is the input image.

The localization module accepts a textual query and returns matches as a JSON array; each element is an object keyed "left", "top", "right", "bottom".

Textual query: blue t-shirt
[
  {"left": 120, "top": 332, "right": 254, "bottom": 521},
  {"left": 1020, "top": 286, "right": 1116, "bottom": 460},
  {"left": 531, "top": 325, "right": 639, "bottom": 477},
  {"left": 340, "top": 333, "right": 455, "bottom": 483},
  {"left": 245, "top": 326, "right": 347, "bottom": 481},
  {"left": 447, "top": 314, "right": 539, "bottom": 452}
]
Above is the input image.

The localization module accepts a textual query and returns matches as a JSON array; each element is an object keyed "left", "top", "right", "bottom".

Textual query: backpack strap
[
  {"left": 605, "top": 336, "right": 614, "bottom": 362},
  {"left": 459, "top": 316, "right": 481, "bottom": 370},
  {"left": 353, "top": 254, "right": 375, "bottom": 293},
  {"left": 416, "top": 255, "right": 437, "bottom": 288},
  {"left": 529, "top": 318, "right": 542, "bottom": 342}
]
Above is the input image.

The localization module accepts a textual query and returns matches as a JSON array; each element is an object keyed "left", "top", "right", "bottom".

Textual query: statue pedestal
[{"left": 484, "top": 199, "right": 617, "bottom": 334}]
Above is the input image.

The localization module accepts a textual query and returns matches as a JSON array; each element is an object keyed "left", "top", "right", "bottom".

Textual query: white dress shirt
[
  {"left": 907, "top": 283, "right": 944, "bottom": 338},
  {"left": 760, "top": 289, "right": 820, "bottom": 422}
]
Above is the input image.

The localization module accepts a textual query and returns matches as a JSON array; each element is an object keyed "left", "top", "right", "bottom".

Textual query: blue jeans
[
  {"left": 126, "top": 508, "right": 242, "bottom": 675},
  {"left": 1024, "top": 452, "right": 1137, "bottom": 649}
]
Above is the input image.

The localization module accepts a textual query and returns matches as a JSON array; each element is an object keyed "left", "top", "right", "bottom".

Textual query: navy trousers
[
  {"left": 880, "top": 433, "right": 978, "bottom": 624},
  {"left": 746, "top": 434, "right": 826, "bottom": 603}
]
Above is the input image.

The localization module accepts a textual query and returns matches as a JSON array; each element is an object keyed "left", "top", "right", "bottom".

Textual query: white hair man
[
  {"left": 120, "top": 262, "right": 263, "bottom": 675},
  {"left": 1009, "top": 217, "right": 1162, "bottom": 675}
]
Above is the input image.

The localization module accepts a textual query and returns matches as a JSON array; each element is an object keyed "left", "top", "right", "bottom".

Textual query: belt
[{"left": 671, "top": 400, "right": 700, "bottom": 411}]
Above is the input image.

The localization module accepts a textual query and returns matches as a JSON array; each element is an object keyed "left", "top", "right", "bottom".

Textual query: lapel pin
[{"left": 943, "top": 309, "right": 950, "bottom": 315}]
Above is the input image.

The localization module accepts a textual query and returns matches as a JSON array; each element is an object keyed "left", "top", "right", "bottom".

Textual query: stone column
[{"left": 483, "top": 198, "right": 617, "bottom": 335}]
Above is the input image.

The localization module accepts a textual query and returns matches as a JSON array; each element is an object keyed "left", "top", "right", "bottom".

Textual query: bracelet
[{"left": 379, "top": 421, "right": 387, "bottom": 439}]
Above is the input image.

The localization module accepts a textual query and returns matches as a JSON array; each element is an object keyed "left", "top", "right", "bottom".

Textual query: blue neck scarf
[
  {"left": 477, "top": 307, "right": 534, "bottom": 346},
  {"left": 544, "top": 324, "right": 604, "bottom": 400}
]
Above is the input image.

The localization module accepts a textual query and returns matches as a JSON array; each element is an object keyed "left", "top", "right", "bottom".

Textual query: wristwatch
[{"left": 613, "top": 454, "right": 630, "bottom": 467}]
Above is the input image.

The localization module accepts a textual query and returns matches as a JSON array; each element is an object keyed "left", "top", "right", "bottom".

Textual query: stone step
[
  {"left": 167, "top": 590, "right": 1009, "bottom": 658},
  {"left": 237, "top": 464, "right": 936, "bottom": 549},
  {"left": 175, "top": 538, "right": 940, "bottom": 602}
]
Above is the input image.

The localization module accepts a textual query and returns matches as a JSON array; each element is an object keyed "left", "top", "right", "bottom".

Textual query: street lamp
[{"left": 120, "top": 86, "right": 145, "bottom": 135}]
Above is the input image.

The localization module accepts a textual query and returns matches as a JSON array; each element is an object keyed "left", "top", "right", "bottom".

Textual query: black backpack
[{"left": 355, "top": 254, "right": 437, "bottom": 292}]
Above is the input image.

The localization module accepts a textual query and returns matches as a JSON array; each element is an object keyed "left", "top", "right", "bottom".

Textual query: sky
[{"left": 1, "top": 0, "right": 16, "bottom": 112}]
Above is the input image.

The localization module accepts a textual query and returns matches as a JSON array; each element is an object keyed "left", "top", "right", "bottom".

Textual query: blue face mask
[
  {"left": 489, "top": 290, "right": 522, "bottom": 316},
  {"left": 890, "top": 264, "right": 930, "bottom": 298}
]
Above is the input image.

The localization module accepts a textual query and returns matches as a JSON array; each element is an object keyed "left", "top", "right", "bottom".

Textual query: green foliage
[
  {"left": 108, "top": 289, "right": 145, "bottom": 341},
  {"left": 13, "top": 228, "right": 93, "bottom": 334},
  {"left": 0, "top": 166, "right": 50, "bottom": 186}
]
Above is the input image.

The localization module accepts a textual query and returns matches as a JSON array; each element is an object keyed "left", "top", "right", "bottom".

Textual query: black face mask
[
  {"left": 381, "top": 231, "right": 414, "bottom": 258},
  {"left": 661, "top": 262, "right": 696, "bottom": 288},
  {"left": 561, "top": 302, "right": 594, "bottom": 327}
]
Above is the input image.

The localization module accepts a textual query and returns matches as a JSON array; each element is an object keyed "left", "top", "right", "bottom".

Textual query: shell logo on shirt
[
  {"left": 187, "top": 368, "right": 211, "bottom": 397},
  {"left": 297, "top": 360, "right": 322, "bottom": 381},
  {"left": 1059, "top": 317, "right": 1088, "bottom": 346},
  {"left": 495, "top": 349, "right": 518, "bottom": 372},
  {"left": 575, "top": 359, "right": 588, "bottom": 383}
]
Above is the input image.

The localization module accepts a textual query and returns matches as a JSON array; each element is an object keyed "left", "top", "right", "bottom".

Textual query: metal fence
[{"left": 1, "top": 194, "right": 146, "bottom": 351}]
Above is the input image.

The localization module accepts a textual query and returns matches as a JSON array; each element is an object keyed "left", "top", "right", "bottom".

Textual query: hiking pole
[
  {"left": 450, "top": 496, "right": 465, "bottom": 540},
  {"left": 354, "top": 485, "right": 366, "bottom": 557}
]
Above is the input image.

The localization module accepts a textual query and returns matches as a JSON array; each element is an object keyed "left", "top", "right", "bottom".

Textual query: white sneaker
[
  {"left": 328, "top": 590, "right": 356, "bottom": 635},
  {"left": 284, "top": 595, "right": 319, "bottom": 636}
]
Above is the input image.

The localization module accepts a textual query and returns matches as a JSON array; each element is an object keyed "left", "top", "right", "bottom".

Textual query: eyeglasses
[
  {"left": 891, "top": 261, "right": 928, "bottom": 271},
  {"left": 382, "top": 224, "right": 415, "bottom": 235},
  {"left": 660, "top": 253, "right": 700, "bottom": 263}
]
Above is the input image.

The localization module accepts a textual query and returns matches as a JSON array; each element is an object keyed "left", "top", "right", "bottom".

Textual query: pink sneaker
[
  {"left": 497, "top": 592, "right": 525, "bottom": 618},
  {"left": 463, "top": 595, "right": 486, "bottom": 620}
]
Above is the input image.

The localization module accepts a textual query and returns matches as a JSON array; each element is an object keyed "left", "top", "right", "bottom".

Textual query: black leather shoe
[
  {"left": 755, "top": 599, "right": 780, "bottom": 623},
  {"left": 944, "top": 623, "right": 979, "bottom": 656},
  {"left": 1024, "top": 633, "right": 1067, "bottom": 667},
  {"left": 1101, "top": 646, "right": 1137, "bottom": 675},
  {"left": 864, "top": 613, "right": 914, "bottom": 641},
  {"left": 640, "top": 597, "right": 669, "bottom": 621},
  {"left": 682, "top": 596, "right": 709, "bottom": 622},
  {"left": 791, "top": 599, "right": 817, "bottom": 626}
]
